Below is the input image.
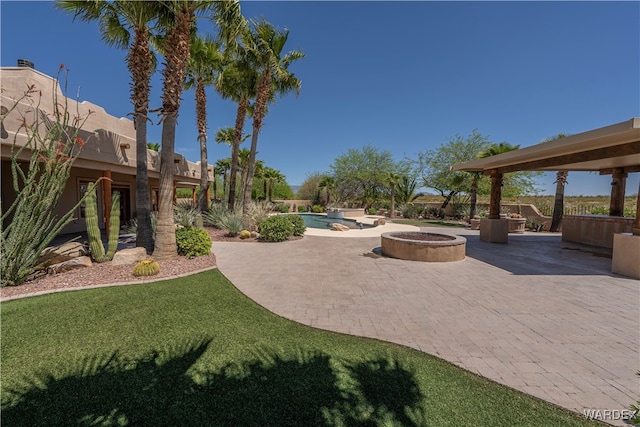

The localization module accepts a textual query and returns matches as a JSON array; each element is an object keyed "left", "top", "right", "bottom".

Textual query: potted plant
[
  {"left": 470, "top": 209, "right": 487, "bottom": 230},
  {"left": 508, "top": 213, "right": 526, "bottom": 233}
]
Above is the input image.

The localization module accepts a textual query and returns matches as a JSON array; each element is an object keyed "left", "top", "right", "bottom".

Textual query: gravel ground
[{"left": 0, "top": 227, "right": 267, "bottom": 301}]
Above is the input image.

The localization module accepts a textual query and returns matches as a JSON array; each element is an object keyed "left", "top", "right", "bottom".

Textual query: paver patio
[{"left": 214, "top": 226, "right": 639, "bottom": 426}]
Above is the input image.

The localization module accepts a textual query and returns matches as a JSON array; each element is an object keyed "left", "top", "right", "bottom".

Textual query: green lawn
[{"left": 1, "top": 270, "right": 601, "bottom": 426}]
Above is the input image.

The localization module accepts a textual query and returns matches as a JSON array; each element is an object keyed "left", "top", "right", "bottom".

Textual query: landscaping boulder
[
  {"left": 47, "top": 256, "right": 92, "bottom": 274},
  {"left": 331, "top": 223, "right": 350, "bottom": 232},
  {"left": 374, "top": 218, "right": 386, "bottom": 226},
  {"left": 111, "top": 247, "right": 148, "bottom": 265},
  {"left": 39, "top": 242, "right": 85, "bottom": 267}
]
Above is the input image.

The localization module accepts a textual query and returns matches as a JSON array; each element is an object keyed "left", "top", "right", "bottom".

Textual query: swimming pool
[{"left": 293, "top": 213, "right": 374, "bottom": 230}]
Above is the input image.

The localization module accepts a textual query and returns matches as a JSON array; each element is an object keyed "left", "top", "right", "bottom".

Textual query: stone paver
[{"left": 213, "top": 225, "right": 639, "bottom": 426}]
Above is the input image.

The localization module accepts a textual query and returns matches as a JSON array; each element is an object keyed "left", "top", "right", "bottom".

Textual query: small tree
[{"left": 1, "top": 67, "right": 96, "bottom": 286}]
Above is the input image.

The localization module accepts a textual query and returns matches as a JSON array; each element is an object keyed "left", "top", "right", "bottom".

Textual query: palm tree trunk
[
  {"left": 242, "top": 130, "right": 259, "bottom": 216},
  {"left": 228, "top": 98, "right": 247, "bottom": 211},
  {"left": 469, "top": 172, "right": 479, "bottom": 223},
  {"left": 154, "top": 6, "right": 193, "bottom": 260},
  {"left": 550, "top": 171, "right": 568, "bottom": 232},
  {"left": 195, "top": 79, "right": 209, "bottom": 212},
  {"left": 390, "top": 187, "right": 395, "bottom": 219},
  {"left": 155, "top": 115, "right": 178, "bottom": 260},
  {"left": 135, "top": 113, "right": 154, "bottom": 254},
  {"left": 243, "top": 73, "right": 270, "bottom": 216},
  {"left": 197, "top": 133, "right": 209, "bottom": 211},
  {"left": 130, "top": 27, "right": 154, "bottom": 254}
]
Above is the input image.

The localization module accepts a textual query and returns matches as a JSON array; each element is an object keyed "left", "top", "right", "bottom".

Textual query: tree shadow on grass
[{"left": 2, "top": 338, "right": 427, "bottom": 426}]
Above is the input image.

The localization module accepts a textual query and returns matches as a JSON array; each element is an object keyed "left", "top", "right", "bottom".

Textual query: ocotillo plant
[
  {"left": 0, "top": 65, "right": 95, "bottom": 286},
  {"left": 85, "top": 188, "right": 120, "bottom": 262}
]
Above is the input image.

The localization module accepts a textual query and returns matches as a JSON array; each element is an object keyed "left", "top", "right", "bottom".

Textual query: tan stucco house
[{"left": 1, "top": 65, "right": 212, "bottom": 235}]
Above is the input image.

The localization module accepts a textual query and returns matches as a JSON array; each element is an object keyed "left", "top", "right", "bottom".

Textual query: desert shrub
[
  {"left": 203, "top": 203, "right": 229, "bottom": 228},
  {"left": 218, "top": 212, "right": 246, "bottom": 237},
  {"left": 276, "top": 203, "right": 290, "bottom": 213},
  {"left": 122, "top": 212, "right": 157, "bottom": 235},
  {"left": 312, "top": 205, "right": 324, "bottom": 213},
  {"left": 401, "top": 204, "right": 419, "bottom": 219},
  {"left": 424, "top": 206, "right": 440, "bottom": 218},
  {"left": 286, "top": 214, "right": 306, "bottom": 236},
  {"left": 259, "top": 215, "right": 294, "bottom": 242},
  {"left": 239, "top": 230, "right": 252, "bottom": 239},
  {"left": 246, "top": 201, "right": 274, "bottom": 230},
  {"left": 297, "top": 205, "right": 307, "bottom": 213},
  {"left": 175, "top": 227, "right": 211, "bottom": 257},
  {"left": 368, "top": 207, "right": 377, "bottom": 215},
  {"left": 589, "top": 206, "right": 608, "bottom": 215},
  {"left": 132, "top": 259, "right": 160, "bottom": 277},
  {"left": 174, "top": 201, "right": 199, "bottom": 227},
  {"left": 451, "top": 195, "right": 470, "bottom": 219}
]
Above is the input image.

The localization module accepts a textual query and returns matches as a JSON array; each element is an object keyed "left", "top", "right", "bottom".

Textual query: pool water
[{"left": 294, "top": 213, "right": 373, "bottom": 230}]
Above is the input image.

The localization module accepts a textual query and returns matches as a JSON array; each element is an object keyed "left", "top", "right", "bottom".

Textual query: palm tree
[
  {"left": 154, "top": 1, "right": 221, "bottom": 260},
  {"left": 264, "top": 167, "right": 285, "bottom": 202},
  {"left": 396, "top": 175, "right": 419, "bottom": 206},
  {"left": 469, "top": 142, "right": 520, "bottom": 221},
  {"left": 214, "top": 157, "right": 231, "bottom": 201},
  {"left": 185, "top": 36, "right": 223, "bottom": 212},
  {"left": 385, "top": 172, "right": 400, "bottom": 219},
  {"left": 318, "top": 175, "right": 336, "bottom": 207},
  {"left": 252, "top": 160, "right": 266, "bottom": 199},
  {"left": 543, "top": 133, "right": 570, "bottom": 232},
  {"left": 241, "top": 18, "right": 304, "bottom": 216},
  {"left": 216, "top": 50, "right": 255, "bottom": 212},
  {"left": 56, "top": 0, "right": 160, "bottom": 254},
  {"left": 216, "top": 125, "right": 250, "bottom": 210}
]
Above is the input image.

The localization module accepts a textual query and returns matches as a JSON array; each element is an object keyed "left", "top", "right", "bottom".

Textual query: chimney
[{"left": 17, "top": 59, "right": 34, "bottom": 69}]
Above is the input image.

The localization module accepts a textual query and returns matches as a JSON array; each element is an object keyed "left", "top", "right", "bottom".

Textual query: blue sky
[{"left": 2, "top": 1, "right": 639, "bottom": 196}]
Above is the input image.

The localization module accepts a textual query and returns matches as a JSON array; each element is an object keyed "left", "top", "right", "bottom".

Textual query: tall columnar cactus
[{"left": 85, "top": 188, "right": 120, "bottom": 262}]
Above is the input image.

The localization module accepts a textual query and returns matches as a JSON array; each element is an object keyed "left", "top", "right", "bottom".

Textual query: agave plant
[
  {"left": 218, "top": 212, "right": 246, "bottom": 237},
  {"left": 174, "top": 201, "right": 199, "bottom": 228},
  {"left": 203, "top": 202, "right": 230, "bottom": 228}
]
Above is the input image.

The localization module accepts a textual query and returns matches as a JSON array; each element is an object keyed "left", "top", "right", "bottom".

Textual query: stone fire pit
[{"left": 381, "top": 232, "right": 466, "bottom": 262}]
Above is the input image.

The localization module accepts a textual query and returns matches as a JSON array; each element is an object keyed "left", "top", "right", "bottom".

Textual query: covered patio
[{"left": 451, "top": 118, "right": 640, "bottom": 279}]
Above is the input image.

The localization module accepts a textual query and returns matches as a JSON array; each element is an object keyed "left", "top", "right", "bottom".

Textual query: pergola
[{"left": 451, "top": 117, "right": 640, "bottom": 278}]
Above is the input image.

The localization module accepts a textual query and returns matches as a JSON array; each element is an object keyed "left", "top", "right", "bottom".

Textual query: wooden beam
[
  {"left": 599, "top": 165, "right": 640, "bottom": 175},
  {"left": 483, "top": 141, "right": 640, "bottom": 175}
]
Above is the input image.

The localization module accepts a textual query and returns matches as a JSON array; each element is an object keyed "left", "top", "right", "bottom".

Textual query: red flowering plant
[{"left": 1, "top": 65, "right": 98, "bottom": 286}]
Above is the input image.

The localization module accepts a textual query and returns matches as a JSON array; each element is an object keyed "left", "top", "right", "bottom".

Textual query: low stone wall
[
  {"left": 562, "top": 215, "right": 634, "bottom": 248},
  {"left": 410, "top": 202, "right": 552, "bottom": 230}
]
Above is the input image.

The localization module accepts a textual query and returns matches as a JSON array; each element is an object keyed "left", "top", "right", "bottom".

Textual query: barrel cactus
[{"left": 133, "top": 259, "right": 160, "bottom": 277}]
